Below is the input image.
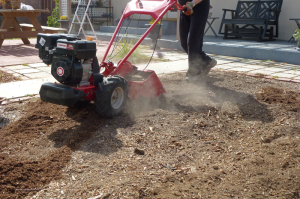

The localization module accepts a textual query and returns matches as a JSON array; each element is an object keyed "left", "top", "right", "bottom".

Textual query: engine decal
[
  {"left": 57, "top": 67, "right": 64, "bottom": 76},
  {"left": 57, "top": 43, "right": 67, "bottom": 49},
  {"left": 39, "top": 37, "right": 46, "bottom": 46},
  {"left": 67, "top": 44, "right": 74, "bottom": 50}
]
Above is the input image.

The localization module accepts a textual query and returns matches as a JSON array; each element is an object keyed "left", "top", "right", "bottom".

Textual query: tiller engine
[{"left": 36, "top": 0, "right": 185, "bottom": 117}]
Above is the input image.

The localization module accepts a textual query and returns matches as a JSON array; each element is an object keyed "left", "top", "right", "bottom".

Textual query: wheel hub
[{"left": 111, "top": 87, "right": 124, "bottom": 109}]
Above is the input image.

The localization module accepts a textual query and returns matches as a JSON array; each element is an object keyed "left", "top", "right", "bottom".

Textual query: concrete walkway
[
  {"left": 1, "top": 50, "right": 300, "bottom": 100},
  {"left": 0, "top": 39, "right": 41, "bottom": 66},
  {"left": 91, "top": 31, "right": 300, "bottom": 65}
]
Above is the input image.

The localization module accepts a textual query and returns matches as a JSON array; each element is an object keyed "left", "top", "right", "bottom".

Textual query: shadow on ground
[{"left": 48, "top": 102, "right": 135, "bottom": 155}]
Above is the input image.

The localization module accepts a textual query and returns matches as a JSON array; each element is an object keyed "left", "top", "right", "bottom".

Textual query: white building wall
[
  {"left": 111, "top": 0, "right": 299, "bottom": 40},
  {"left": 111, "top": 0, "right": 129, "bottom": 20}
]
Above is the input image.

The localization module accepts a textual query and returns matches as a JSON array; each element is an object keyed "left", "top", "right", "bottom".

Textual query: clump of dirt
[
  {"left": 257, "top": 86, "right": 300, "bottom": 112},
  {"left": 0, "top": 69, "right": 21, "bottom": 83},
  {"left": 1, "top": 70, "right": 300, "bottom": 199}
]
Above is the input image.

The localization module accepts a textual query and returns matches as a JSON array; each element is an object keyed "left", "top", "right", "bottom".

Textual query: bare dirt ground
[
  {"left": 0, "top": 70, "right": 21, "bottom": 83},
  {"left": 1, "top": 70, "right": 300, "bottom": 199}
]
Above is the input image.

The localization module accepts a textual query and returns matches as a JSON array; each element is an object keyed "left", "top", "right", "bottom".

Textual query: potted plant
[
  {"left": 293, "top": 29, "right": 300, "bottom": 50},
  {"left": 11, "top": 0, "right": 21, "bottom": 9},
  {"left": 58, "top": 16, "right": 70, "bottom": 29},
  {"left": 1, "top": 1, "right": 12, "bottom": 9}
]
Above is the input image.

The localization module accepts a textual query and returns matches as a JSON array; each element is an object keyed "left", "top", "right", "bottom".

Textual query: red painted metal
[
  {"left": 101, "top": 0, "right": 185, "bottom": 65},
  {"left": 73, "top": 85, "right": 96, "bottom": 101},
  {"left": 128, "top": 70, "right": 166, "bottom": 99},
  {"left": 85, "top": 0, "right": 185, "bottom": 100},
  {"left": 101, "top": 62, "right": 116, "bottom": 76},
  {"left": 110, "top": 60, "right": 138, "bottom": 77}
]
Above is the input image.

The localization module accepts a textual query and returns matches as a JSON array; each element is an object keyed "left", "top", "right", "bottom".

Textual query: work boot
[
  {"left": 202, "top": 58, "right": 217, "bottom": 75},
  {"left": 185, "top": 70, "right": 208, "bottom": 84},
  {"left": 185, "top": 68, "right": 201, "bottom": 83},
  {"left": 185, "top": 57, "right": 217, "bottom": 83}
]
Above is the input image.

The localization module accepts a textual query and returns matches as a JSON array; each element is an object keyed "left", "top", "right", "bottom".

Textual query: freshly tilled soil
[{"left": 0, "top": 70, "right": 300, "bottom": 199}]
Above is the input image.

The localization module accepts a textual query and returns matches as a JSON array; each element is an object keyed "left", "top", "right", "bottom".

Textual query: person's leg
[
  {"left": 179, "top": 11, "right": 190, "bottom": 54},
  {"left": 188, "top": 0, "right": 216, "bottom": 78}
]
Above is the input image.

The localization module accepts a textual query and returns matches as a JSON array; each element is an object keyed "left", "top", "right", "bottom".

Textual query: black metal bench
[{"left": 218, "top": 0, "right": 282, "bottom": 41}]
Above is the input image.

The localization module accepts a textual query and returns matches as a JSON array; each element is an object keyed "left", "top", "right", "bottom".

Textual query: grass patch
[
  {"left": 22, "top": 63, "right": 29, "bottom": 66},
  {"left": 262, "top": 59, "right": 271, "bottom": 62},
  {"left": 109, "top": 38, "right": 151, "bottom": 64},
  {"left": 25, "top": 94, "right": 36, "bottom": 97}
]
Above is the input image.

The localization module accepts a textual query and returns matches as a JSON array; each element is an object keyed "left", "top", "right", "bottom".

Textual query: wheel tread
[{"left": 94, "top": 76, "right": 128, "bottom": 118}]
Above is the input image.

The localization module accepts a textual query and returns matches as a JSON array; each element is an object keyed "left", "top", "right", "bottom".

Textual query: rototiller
[{"left": 36, "top": 0, "right": 186, "bottom": 117}]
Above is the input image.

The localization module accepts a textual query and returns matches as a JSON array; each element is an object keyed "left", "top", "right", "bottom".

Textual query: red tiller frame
[
  {"left": 79, "top": 0, "right": 185, "bottom": 100},
  {"left": 101, "top": 0, "right": 184, "bottom": 66}
]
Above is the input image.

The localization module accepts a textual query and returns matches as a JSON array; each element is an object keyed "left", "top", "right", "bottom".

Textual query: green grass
[
  {"left": 262, "top": 59, "right": 271, "bottom": 62},
  {"left": 110, "top": 38, "right": 151, "bottom": 64},
  {"left": 25, "top": 94, "right": 35, "bottom": 97},
  {"left": 22, "top": 63, "right": 29, "bottom": 66}
]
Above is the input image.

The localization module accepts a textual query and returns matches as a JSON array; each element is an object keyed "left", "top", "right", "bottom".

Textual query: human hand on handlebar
[{"left": 183, "top": 1, "right": 195, "bottom": 16}]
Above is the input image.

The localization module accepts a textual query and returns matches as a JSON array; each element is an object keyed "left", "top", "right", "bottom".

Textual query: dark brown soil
[
  {"left": 0, "top": 69, "right": 21, "bottom": 83},
  {"left": 1, "top": 70, "right": 300, "bottom": 199}
]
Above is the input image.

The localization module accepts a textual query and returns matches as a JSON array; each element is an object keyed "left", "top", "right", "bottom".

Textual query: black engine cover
[
  {"left": 35, "top": 34, "right": 61, "bottom": 65},
  {"left": 51, "top": 56, "right": 83, "bottom": 84},
  {"left": 40, "top": 82, "right": 85, "bottom": 106}
]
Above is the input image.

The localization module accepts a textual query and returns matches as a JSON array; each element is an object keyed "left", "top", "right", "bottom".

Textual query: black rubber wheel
[{"left": 94, "top": 76, "right": 128, "bottom": 118}]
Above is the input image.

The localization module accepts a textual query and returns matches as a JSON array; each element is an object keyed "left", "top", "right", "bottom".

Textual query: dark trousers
[{"left": 179, "top": 0, "right": 211, "bottom": 75}]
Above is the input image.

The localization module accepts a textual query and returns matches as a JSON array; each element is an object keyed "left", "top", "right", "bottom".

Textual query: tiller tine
[
  {"left": 127, "top": 69, "right": 166, "bottom": 99},
  {"left": 101, "top": 61, "right": 166, "bottom": 99}
]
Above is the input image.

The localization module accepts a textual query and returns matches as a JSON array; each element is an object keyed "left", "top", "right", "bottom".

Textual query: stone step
[{"left": 112, "top": 19, "right": 177, "bottom": 36}]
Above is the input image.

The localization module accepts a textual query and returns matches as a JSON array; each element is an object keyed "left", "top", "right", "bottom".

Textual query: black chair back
[
  {"left": 256, "top": 0, "right": 283, "bottom": 20},
  {"left": 235, "top": 1, "right": 259, "bottom": 19}
]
